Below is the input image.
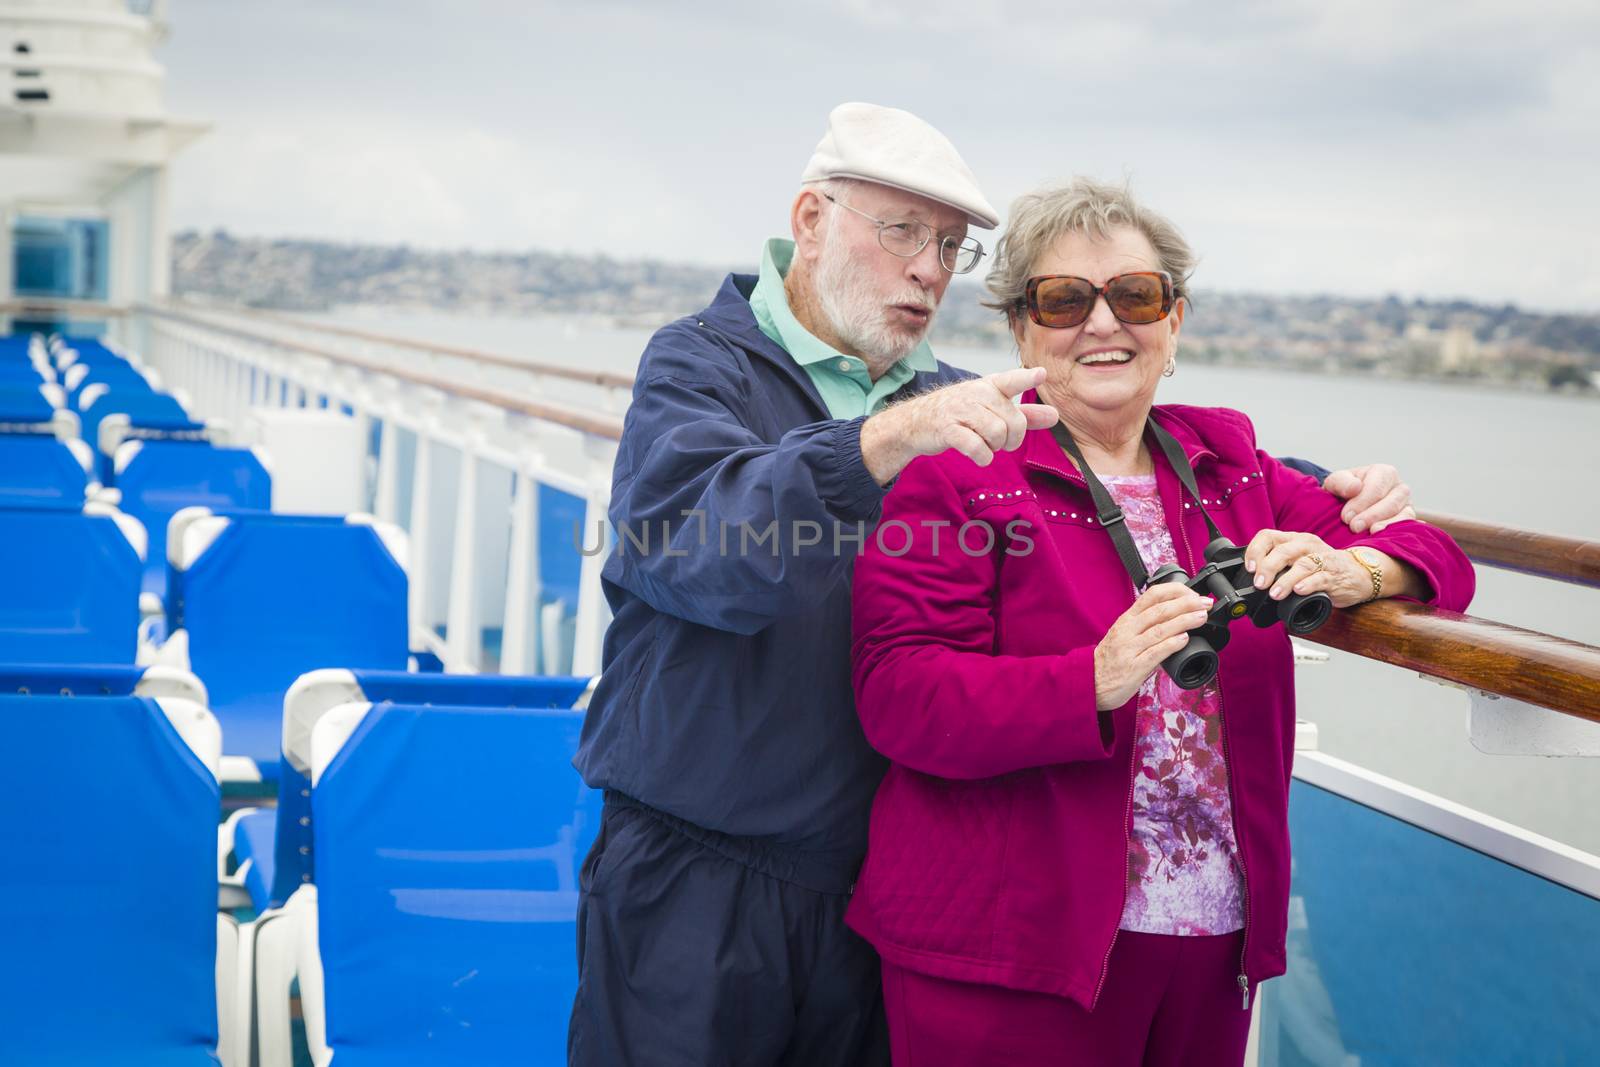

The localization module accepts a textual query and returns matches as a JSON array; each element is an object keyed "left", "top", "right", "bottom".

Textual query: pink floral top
[{"left": 1101, "top": 474, "right": 1245, "bottom": 936}]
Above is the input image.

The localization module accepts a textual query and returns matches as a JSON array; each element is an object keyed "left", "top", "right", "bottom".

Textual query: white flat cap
[{"left": 801, "top": 102, "right": 999, "bottom": 230}]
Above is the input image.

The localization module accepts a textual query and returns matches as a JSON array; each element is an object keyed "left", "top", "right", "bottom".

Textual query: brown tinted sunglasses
[{"left": 1020, "top": 271, "right": 1176, "bottom": 328}]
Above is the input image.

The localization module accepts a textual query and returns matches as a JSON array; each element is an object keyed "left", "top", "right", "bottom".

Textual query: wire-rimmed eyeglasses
[{"left": 821, "top": 192, "right": 985, "bottom": 275}]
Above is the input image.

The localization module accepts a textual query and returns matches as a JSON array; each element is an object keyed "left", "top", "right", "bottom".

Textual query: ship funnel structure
[{"left": 0, "top": 0, "right": 207, "bottom": 329}]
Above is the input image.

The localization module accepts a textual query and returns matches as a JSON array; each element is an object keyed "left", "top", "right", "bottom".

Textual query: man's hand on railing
[{"left": 1322, "top": 464, "right": 1416, "bottom": 533}]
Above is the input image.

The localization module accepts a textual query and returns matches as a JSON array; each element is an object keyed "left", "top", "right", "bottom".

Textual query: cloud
[
  {"left": 156, "top": 0, "right": 1600, "bottom": 310},
  {"left": 170, "top": 115, "right": 713, "bottom": 258}
]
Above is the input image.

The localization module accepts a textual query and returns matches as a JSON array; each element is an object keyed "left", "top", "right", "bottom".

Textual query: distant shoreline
[
  {"left": 173, "top": 227, "right": 1600, "bottom": 402},
  {"left": 298, "top": 300, "right": 1600, "bottom": 404}
]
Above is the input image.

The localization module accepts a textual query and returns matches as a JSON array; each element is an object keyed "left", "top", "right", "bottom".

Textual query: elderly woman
[{"left": 846, "top": 178, "right": 1475, "bottom": 1067}]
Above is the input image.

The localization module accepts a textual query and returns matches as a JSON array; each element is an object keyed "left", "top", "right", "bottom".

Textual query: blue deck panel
[{"left": 1260, "top": 779, "right": 1600, "bottom": 1065}]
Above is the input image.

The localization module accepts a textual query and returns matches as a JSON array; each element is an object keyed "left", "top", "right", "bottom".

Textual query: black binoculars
[{"left": 1146, "top": 536, "right": 1333, "bottom": 690}]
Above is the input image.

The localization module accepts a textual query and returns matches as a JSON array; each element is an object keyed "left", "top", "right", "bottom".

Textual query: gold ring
[{"left": 1307, "top": 553, "right": 1325, "bottom": 572}]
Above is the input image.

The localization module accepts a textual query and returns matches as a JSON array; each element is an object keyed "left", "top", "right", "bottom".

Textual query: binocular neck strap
[
  {"left": 1049, "top": 421, "right": 1151, "bottom": 588},
  {"left": 1144, "top": 419, "right": 1226, "bottom": 544},
  {"left": 1049, "top": 417, "right": 1225, "bottom": 591}
]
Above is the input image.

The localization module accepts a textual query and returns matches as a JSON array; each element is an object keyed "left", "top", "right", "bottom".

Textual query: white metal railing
[
  {"left": 196, "top": 303, "right": 637, "bottom": 417},
  {"left": 124, "top": 302, "right": 620, "bottom": 678}
]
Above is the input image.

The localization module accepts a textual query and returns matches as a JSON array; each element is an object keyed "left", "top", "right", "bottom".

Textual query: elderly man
[{"left": 568, "top": 103, "right": 1412, "bottom": 1067}]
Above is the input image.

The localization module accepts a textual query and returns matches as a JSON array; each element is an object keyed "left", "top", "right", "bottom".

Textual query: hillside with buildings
[{"left": 172, "top": 230, "right": 1599, "bottom": 395}]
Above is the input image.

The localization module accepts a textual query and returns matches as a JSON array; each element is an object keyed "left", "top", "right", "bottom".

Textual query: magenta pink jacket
[{"left": 846, "top": 401, "right": 1475, "bottom": 1008}]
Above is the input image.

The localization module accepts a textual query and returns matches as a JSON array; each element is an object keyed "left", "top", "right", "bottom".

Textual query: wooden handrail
[
  {"left": 1, "top": 297, "right": 129, "bottom": 318},
  {"left": 139, "top": 303, "right": 624, "bottom": 441},
  {"left": 173, "top": 300, "right": 638, "bottom": 391},
  {"left": 1418, "top": 511, "right": 1600, "bottom": 590},
  {"left": 1305, "top": 600, "right": 1600, "bottom": 721}
]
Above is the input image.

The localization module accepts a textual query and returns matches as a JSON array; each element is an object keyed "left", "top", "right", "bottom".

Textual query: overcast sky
[{"left": 159, "top": 0, "right": 1600, "bottom": 312}]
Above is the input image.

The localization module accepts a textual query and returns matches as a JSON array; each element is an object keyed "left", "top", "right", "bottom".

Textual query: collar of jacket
[
  {"left": 1019, "top": 390, "right": 1219, "bottom": 487},
  {"left": 697, "top": 272, "right": 972, "bottom": 422},
  {"left": 697, "top": 273, "right": 832, "bottom": 420}
]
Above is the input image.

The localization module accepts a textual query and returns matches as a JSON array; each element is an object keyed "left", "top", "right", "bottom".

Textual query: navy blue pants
[{"left": 568, "top": 794, "right": 887, "bottom": 1067}]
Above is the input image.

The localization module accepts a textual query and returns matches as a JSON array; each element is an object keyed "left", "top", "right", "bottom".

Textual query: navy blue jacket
[
  {"left": 573, "top": 274, "right": 972, "bottom": 868},
  {"left": 573, "top": 272, "right": 1334, "bottom": 873}
]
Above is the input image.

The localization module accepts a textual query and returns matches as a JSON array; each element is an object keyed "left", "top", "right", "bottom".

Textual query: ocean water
[{"left": 322, "top": 306, "right": 1600, "bottom": 854}]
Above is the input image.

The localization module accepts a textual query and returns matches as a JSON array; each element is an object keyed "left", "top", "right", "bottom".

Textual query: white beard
[{"left": 813, "top": 233, "right": 938, "bottom": 370}]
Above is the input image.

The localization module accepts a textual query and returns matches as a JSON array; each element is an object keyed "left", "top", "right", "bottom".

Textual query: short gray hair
[
  {"left": 800, "top": 176, "right": 859, "bottom": 243},
  {"left": 983, "top": 177, "right": 1195, "bottom": 317}
]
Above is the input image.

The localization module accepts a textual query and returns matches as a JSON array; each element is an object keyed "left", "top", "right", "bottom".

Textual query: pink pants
[{"left": 882, "top": 930, "right": 1253, "bottom": 1067}]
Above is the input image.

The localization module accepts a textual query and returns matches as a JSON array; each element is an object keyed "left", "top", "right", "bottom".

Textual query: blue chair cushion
[
  {"left": 0, "top": 694, "right": 220, "bottom": 1064},
  {"left": 268, "top": 673, "right": 590, "bottom": 909},
  {"left": 0, "top": 506, "right": 140, "bottom": 664},
  {"left": 315, "top": 704, "right": 598, "bottom": 1065},
  {"left": 82, "top": 392, "right": 187, "bottom": 476},
  {"left": 116, "top": 441, "right": 270, "bottom": 601},
  {"left": 0, "top": 381, "right": 51, "bottom": 413},
  {"left": 180, "top": 516, "right": 407, "bottom": 777},
  {"left": 350, "top": 671, "right": 591, "bottom": 710},
  {"left": 70, "top": 362, "right": 154, "bottom": 400},
  {"left": 0, "top": 435, "right": 87, "bottom": 507}
]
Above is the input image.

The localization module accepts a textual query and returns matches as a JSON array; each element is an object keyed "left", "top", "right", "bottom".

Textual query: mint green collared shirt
[{"left": 748, "top": 238, "right": 936, "bottom": 420}]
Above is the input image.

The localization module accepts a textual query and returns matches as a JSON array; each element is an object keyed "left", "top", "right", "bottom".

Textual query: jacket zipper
[
  {"left": 1214, "top": 672, "right": 1253, "bottom": 1009},
  {"left": 1074, "top": 440, "right": 1225, "bottom": 1011},
  {"left": 1175, "top": 490, "right": 1253, "bottom": 1010}
]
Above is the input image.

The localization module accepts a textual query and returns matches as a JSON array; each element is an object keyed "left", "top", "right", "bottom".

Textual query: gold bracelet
[{"left": 1347, "top": 547, "right": 1383, "bottom": 602}]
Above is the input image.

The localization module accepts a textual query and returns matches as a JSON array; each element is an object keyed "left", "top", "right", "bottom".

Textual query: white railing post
[
  {"left": 186, "top": 343, "right": 201, "bottom": 408},
  {"left": 444, "top": 442, "right": 482, "bottom": 673},
  {"left": 571, "top": 445, "right": 614, "bottom": 677},
  {"left": 373, "top": 411, "right": 400, "bottom": 524},
  {"left": 212, "top": 349, "right": 227, "bottom": 415},
  {"left": 200, "top": 351, "right": 216, "bottom": 415},
  {"left": 407, "top": 424, "right": 435, "bottom": 653},
  {"left": 500, "top": 470, "right": 541, "bottom": 675},
  {"left": 207, "top": 349, "right": 223, "bottom": 414},
  {"left": 218, "top": 350, "right": 232, "bottom": 418},
  {"left": 541, "top": 602, "right": 565, "bottom": 676},
  {"left": 220, "top": 357, "right": 232, "bottom": 420},
  {"left": 209, "top": 349, "right": 223, "bottom": 420},
  {"left": 234, "top": 358, "right": 250, "bottom": 428},
  {"left": 346, "top": 394, "right": 374, "bottom": 508}
]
